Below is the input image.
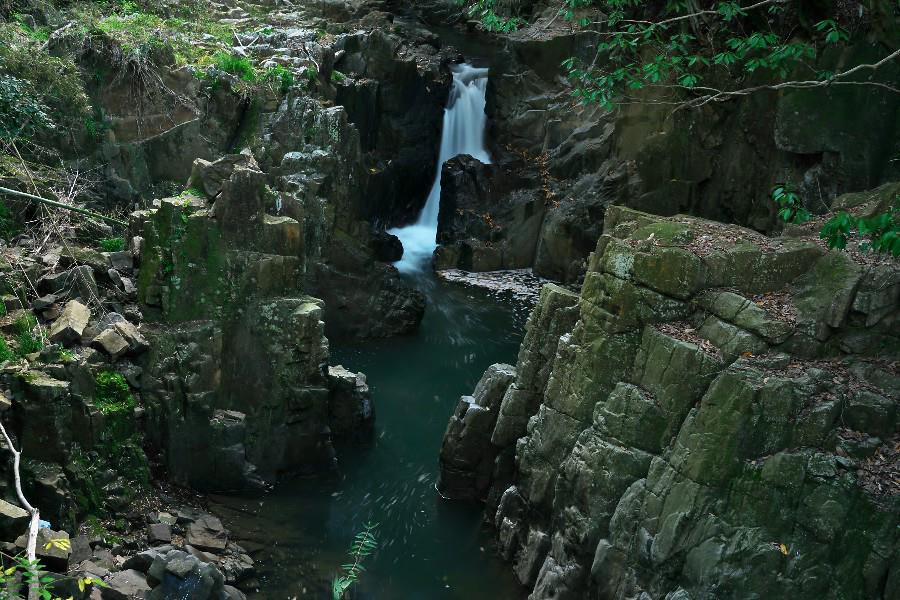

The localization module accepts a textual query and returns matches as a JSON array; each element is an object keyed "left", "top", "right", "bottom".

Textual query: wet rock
[
  {"left": 327, "top": 365, "right": 373, "bottom": 436},
  {"left": 438, "top": 363, "right": 516, "bottom": 500},
  {"left": 186, "top": 515, "right": 228, "bottom": 552},
  {"left": 435, "top": 155, "right": 545, "bottom": 272},
  {"left": 371, "top": 230, "right": 403, "bottom": 262},
  {"left": 146, "top": 549, "right": 226, "bottom": 600},
  {"left": 102, "top": 569, "right": 151, "bottom": 600},
  {"left": 48, "top": 300, "right": 91, "bottom": 345}
]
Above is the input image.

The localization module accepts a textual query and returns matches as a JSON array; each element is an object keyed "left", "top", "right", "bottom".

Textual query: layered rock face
[
  {"left": 135, "top": 154, "right": 372, "bottom": 490},
  {"left": 439, "top": 187, "right": 899, "bottom": 598}
]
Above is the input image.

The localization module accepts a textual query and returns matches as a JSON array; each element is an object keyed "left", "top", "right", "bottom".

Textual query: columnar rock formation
[
  {"left": 134, "top": 152, "right": 375, "bottom": 490},
  {"left": 439, "top": 184, "right": 900, "bottom": 599}
]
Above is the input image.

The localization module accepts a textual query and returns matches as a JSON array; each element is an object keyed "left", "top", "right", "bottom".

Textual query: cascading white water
[{"left": 389, "top": 63, "right": 491, "bottom": 273}]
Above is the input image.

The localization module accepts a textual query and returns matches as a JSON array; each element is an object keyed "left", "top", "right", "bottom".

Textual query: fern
[{"left": 332, "top": 522, "right": 378, "bottom": 600}]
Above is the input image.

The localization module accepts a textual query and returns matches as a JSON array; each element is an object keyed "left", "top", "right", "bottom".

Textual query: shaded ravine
[{"left": 212, "top": 273, "right": 530, "bottom": 598}]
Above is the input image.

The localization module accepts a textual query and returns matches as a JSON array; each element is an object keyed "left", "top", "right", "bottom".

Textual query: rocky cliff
[
  {"left": 0, "top": 0, "right": 467, "bottom": 597},
  {"left": 439, "top": 184, "right": 899, "bottom": 598},
  {"left": 428, "top": 8, "right": 900, "bottom": 283}
]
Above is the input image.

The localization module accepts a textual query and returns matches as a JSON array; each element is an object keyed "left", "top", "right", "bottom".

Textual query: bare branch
[{"left": 0, "top": 419, "right": 41, "bottom": 600}]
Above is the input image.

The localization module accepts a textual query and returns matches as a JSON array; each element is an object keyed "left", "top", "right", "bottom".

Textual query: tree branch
[
  {"left": 0, "top": 420, "right": 40, "bottom": 600},
  {"left": 0, "top": 186, "right": 127, "bottom": 227}
]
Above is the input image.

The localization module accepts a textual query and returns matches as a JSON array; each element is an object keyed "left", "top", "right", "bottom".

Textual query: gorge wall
[
  {"left": 427, "top": 5, "right": 900, "bottom": 283},
  {"left": 0, "top": 0, "right": 471, "bottom": 596},
  {"left": 439, "top": 186, "right": 900, "bottom": 598}
]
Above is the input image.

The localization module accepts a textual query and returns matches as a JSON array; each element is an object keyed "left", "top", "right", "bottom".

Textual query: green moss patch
[{"left": 94, "top": 371, "right": 135, "bottom": 414}]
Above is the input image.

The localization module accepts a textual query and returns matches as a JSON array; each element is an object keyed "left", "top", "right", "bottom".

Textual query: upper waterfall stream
[{"left": 389, "top": 63, "right": 491, "bottom": 273}]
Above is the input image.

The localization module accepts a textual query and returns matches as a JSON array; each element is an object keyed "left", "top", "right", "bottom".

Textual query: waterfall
[{"left": 389, "top": 63, "right": 491, "bottom": 273}]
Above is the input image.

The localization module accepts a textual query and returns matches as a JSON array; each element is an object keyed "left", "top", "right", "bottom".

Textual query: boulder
[
  {"left": 101, "top": 569, "right": 151, "bottom": 600},
  {"left": 92, "top": 314, "right": 149, "bottom": 357},
  {"left": 16, "top": 529, "right": 69, "bottom": 572},
  {"left": 38, "top": 266, "right": 98, "bottom": 301},
  {"left": 146, "top": 549, "right": 226, "bottom": 600},
  {"left": 371, "top": 231, "right": 403, "bottom": 262},
  {"left": 187, "top": 152, "right": 260, "bottom": 198},
  {"left": 122, "top": 548, "right": 165, "bottom": 573},
  {"left": 92, "top": 328, "right": 130, "bottom": 360},
  {"left": 147, "top": 523, "right": 172, "bottom": 544},
  {"left": 31, "top": 294, "right": 57, "bottom": 311},
  {"left": 48, "top": 300, "right": 91, "bottom": 345},
  {"left": 437, "top": 364, "right": 516, "bottom": 499},
  {"left": 327, "top": 365, "right": 373, "bottom": 436},
  {"left": 105, "top": 251, "right": 134, "bottom": 272},
  {"left": 185, "top": 515, "right": 227, "bottom": 552},
  {"left": 112, "top": 320, "right": 150, "bottom": 354},
  {"left": 0, "top": 499, "right": 29, "bottom": 540}
]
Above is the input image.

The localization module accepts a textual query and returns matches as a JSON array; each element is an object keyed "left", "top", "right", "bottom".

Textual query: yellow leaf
[
  {"left": 779, "top": 543, "right": 789, "bottom": 555},
  {"left": 5, "top": 566, "right": 16, "bottom": 575},
  {"left": 78, "top": 578, "right": 85, "bottom": 592}
]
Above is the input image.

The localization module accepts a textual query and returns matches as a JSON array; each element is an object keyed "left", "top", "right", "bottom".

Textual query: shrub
[
  {"left": 214, "top": 52, "right": 257, "bottom": 82},
  {"left": 94, "top": 371, "right": 135, "bottom": 414},
  {"left": 0, "top": 337, "right": 15, "bottom": 363},
  {"left": 99, "top": 237, "right": 126, "bottom": 252},
  {"left": 330, "top": 69, "right": 346, "bottom": 83},
  {"left": 264, "top": 64, "right": 294, "bottom": 93},
  {"left": 0, "top": 200, "right": 18, "bottom": 240},
  {"left": 772, "top": 185, "right": 810, "bottom": 224},
  {"left": 0, "top": 23, "right": 90, "bottom": 137},
  {"left": 0, "top": 75, "right": 54, "bottom": 142},
  {"left": 821, "top": 204, "right": 900, "bottom": 255},
  {"left": 14, "top": 312, "right": 42, "bottom": 356},
  {"left": 302, "top": 65, "right": 317, "bottom": 89}
]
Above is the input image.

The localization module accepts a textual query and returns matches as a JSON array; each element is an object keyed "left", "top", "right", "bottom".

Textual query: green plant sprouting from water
[{"left": 332, "top": 522, "right": 378, "bottom": 600}]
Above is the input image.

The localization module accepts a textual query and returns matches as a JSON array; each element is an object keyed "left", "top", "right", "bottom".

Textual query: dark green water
[{"left": 215, "top": 273, "right": 529, "bottom": 599}]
